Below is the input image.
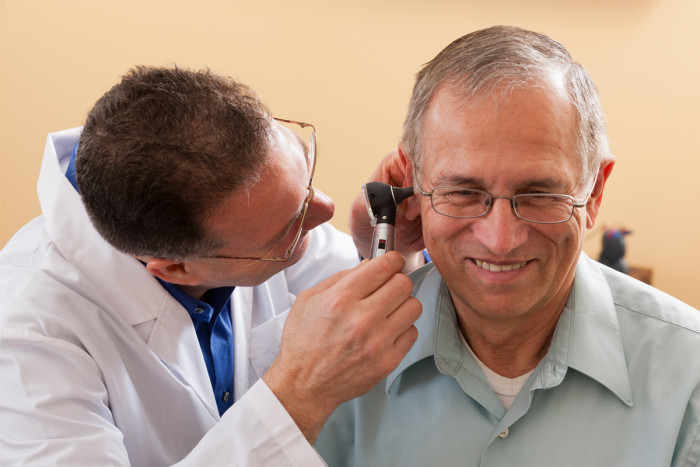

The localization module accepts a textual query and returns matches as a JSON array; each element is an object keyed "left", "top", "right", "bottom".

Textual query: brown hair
[{"left": 77, "top": 66, "right": 272, "bottom": 259}]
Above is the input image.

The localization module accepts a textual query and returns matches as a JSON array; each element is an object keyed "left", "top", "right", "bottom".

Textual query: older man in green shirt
[{"left": 317, "top": 25, "right": 700, "bottom": 466}]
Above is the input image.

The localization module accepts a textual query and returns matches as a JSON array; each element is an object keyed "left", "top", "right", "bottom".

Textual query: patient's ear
[
  {"left": 398, "top": 144, "right": 414, "bottom": 188},
  {"left": 586, "top": 157, "right": 615, "bottom": 229},
  {"left": 140, "top": 258, "right": 204, "bottom": 286},
  {"left": 398, "top": 145, "right": 420, "bottom": 220}
]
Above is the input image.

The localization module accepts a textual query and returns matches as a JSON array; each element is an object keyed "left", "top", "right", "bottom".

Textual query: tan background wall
[{"left": 1, "top": 0, "right": 698, "bottom": 308}]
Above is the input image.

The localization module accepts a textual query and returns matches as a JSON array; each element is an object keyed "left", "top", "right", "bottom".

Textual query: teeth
[{"left": 475, "top": 259, "right": 527, "bottom": 272}]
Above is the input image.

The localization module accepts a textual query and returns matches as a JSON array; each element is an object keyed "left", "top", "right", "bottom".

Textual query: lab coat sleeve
[
  {"left": 177, "top": 380, "right": 327, "bottom": 466},
  {"left": 0, "top": 331, "right": 326, "bottom": 467}
]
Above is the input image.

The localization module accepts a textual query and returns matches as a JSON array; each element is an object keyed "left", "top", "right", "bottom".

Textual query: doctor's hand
[
  {"left": 262, "top": 251, "right": 421, "bottom": 444},
  {"left": 349, "top": 149, "right": 425, "bottom": 271}
]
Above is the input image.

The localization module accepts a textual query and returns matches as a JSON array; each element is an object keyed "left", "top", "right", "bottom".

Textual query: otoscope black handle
[{"left": 363, "top": 182, "right": 415, "bottom": 258}]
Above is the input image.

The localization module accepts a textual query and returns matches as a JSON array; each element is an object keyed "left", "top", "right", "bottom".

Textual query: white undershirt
[{"left": 460, "top": 333, "right": 533, "bottom": 410}]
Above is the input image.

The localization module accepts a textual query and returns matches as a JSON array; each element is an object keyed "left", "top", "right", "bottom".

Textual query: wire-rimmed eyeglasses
[
  {"left": 208, "top": 118, "right": 316, "bottom": 262},
  {"left": 417, "top": 186, "right": 587, "bottom": 224}
]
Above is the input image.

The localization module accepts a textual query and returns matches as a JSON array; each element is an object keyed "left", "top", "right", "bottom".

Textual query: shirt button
[
  {"left": 194, "top": 306, "right": 205, "bottom": 314},
  {"left": 498, "top": 428, "right": 509, "bottom": 439},
  {"left": 221, "top": 391, "right": 230, "bottom": 402}
]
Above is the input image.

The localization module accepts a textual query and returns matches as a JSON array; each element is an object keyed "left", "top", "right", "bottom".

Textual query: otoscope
[{"left": 362, "top": 182, "right": 415, "bottom": 259}]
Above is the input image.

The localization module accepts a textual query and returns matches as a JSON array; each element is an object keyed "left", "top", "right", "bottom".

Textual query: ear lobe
[
  {"left": 143, "top": 258, "right": 204, "bottom": 286},
  {"left": 586, "top": 158, "right": 615, "bottom": 229}
]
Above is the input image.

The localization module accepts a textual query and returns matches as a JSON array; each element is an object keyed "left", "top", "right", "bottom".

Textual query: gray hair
[{"left": 401, "top": 25, "right": 609, "bottom": 187}]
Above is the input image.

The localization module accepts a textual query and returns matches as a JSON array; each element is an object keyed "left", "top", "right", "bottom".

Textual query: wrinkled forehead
[
  {"left": 416, "top": 81, "right": 584, "bottom": 187},
  {"left": 416, "top": 74, "right": 580, "bottom": 160}
]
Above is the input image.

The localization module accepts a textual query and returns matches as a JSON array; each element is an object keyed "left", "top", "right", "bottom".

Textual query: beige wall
[{"left": 1, "top": 0, "right": 698, "bottom": 308}]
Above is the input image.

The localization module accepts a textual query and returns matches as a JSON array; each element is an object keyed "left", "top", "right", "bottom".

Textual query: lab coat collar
[
  {"left": 38, "top": 128, "right": 163, "bottom": 327},
  {"left": 38, "top": 128, "right": 218, "bottom": 419}
]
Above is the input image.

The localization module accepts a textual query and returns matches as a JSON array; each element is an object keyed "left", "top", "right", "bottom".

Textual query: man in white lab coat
[{"left": 0, "top": 66, "right": 422, "bottom": 466}]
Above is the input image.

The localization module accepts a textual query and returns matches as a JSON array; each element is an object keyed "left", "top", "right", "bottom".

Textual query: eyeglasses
[
  {"left": 209, "top": 118, "right": 317, "bottom": 262},
  {"left": 417, "top": 186, "right": 587, "bottom": 224}
]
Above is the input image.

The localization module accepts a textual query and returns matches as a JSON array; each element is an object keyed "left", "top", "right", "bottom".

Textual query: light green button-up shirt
[{"left": 316, "top": 254, "right": 700, "bottom": 466}]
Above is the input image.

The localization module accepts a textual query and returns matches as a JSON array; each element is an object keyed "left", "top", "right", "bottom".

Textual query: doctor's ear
[{"left": 140, "top": 257, "right": 203, "bottom": 286}]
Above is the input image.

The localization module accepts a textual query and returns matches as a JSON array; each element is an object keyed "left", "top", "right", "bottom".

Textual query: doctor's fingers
[
  {"left": 367, "top": 149, "right": 405, "bottom": 186},
  {"left": 347, "top": 298, "right": 421, "bottom": 380},
  {"left": 298, "top": 256, "right": 371, "bottom": 298},
  {"left": 299, "top": 251, "right": 405, "bottom": 302},
  {"left": 360, "top": 271, "right": 415, "bottom": 318},
  {"left": 388, "top": 304, "right": 421, "bottom": 364},
  {"left": 385, "top": 297, "right": 421, "bottom": 347},
  {"left": 332, "top": 251, "right": 407, "bottom": 300}
]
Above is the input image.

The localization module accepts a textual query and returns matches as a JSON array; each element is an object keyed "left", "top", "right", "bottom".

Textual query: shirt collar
[
  {"left": 386, "top": 263, "right": 441, "bottom": 392},
  {"left": 386, "top": 254, "right": 633, "bottom": 407},
  {"left": 65, "top": 142, "right": 80, "bottom": 192},
  {"left": 543, "top": 253, "right": 633, "bottom": 405},
  {"left": 155, "top": 277, "right": 234, "bottom": 324}
]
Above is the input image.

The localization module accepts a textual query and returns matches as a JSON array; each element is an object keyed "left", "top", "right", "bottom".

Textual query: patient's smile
[{"left": 474, "top": 259, "right": 527, "bottom": 272}]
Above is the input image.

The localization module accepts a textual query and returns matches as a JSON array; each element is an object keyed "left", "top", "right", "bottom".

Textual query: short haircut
[
  {"left": 76, "top": 65, "right": 272, "bottom": 260},
  {"left": 402, "top": 25, "right": 609, "bottom": 186}
]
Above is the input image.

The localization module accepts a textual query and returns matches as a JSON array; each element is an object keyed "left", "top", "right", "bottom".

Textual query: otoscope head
[{"left": 362, "top": 182, "right": 415, "bottom": 225}]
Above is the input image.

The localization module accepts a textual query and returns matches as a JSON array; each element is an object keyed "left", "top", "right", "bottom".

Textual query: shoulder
[
  {"left": 0, "top": 219, "right": 160, "bottom": 343},
  {"left": 577, "top": 254, "right": 699, "bottom": 330},
  {"left": 308, "top": 222, "right": 356, "bottom": 252},
  {"left": 576, "top": 257, "right": 700, "bottom": 369},
  {"left": 0, "top": 217, "right": 53, "bottom": 322},
  {"left": 597, "top": 260, "right": 700, "bottom": 334}
]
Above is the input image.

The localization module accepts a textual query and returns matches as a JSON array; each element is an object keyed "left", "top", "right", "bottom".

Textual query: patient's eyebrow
[{"left": 433, "top": 175, "right": 567, "bottom": 191}]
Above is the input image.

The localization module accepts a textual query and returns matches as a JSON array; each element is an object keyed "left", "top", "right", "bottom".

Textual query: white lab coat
[{"left": 0, "top": 128, "right": 360, "bottom": 466}]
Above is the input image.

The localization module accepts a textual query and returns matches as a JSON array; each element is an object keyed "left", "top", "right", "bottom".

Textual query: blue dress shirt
[
  {"left": 155, "top": 279, "right": 235, "bottom": 416},
  {"left": 316, "top": 254, "right": 700, "bottom": 466}
]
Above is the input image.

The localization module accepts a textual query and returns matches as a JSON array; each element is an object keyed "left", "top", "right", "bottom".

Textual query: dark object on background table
[{"left": 599, "top": 228, "right": 632, "bottom": 274}]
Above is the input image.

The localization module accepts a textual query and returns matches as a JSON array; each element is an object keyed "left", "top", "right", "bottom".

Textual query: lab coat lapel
[
  {"left": 231, "top": 286, "right": 253, "bottom": 401},
  {"left": 146, "top": 295, "right": 219, "bottom": 420},
  {"left": 245, "top": 274, "right": 295, "bottom": 389}
]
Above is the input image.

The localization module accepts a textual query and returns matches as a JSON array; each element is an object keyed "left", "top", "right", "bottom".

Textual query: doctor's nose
[
  {"left": 303, "top": 187, "right": 335, "bottom": 231},
  {"left": 471, "top": 197, "right": 528, "bottom": 256}
]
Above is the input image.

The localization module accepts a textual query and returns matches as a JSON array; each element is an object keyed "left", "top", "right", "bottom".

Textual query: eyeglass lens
[
  {"left": 272, "top": 121, "right": 316, "bottom": 260},
  {"left": 430, "top": 188, "right": 576, "bottom": 223}
]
